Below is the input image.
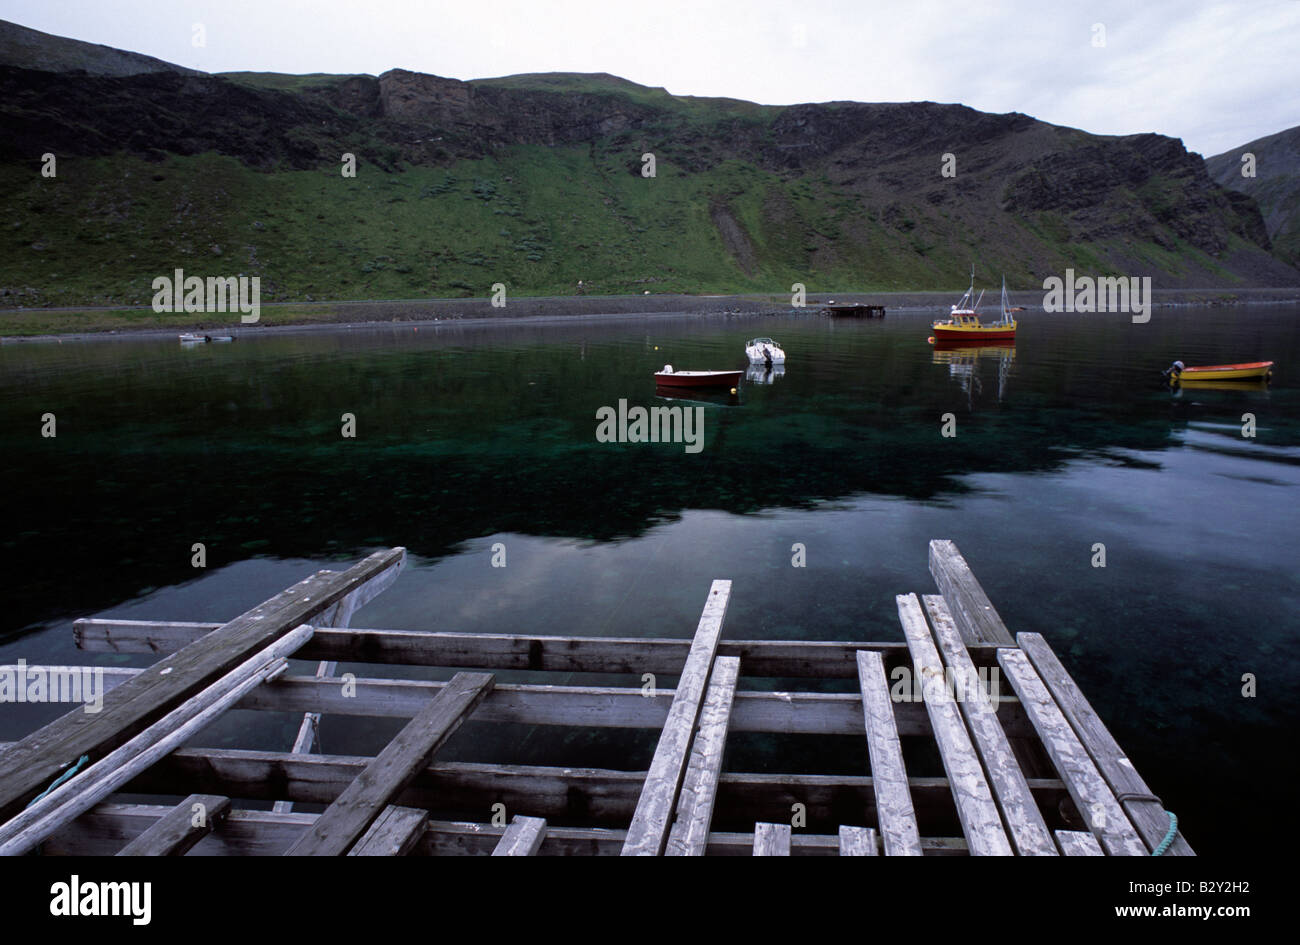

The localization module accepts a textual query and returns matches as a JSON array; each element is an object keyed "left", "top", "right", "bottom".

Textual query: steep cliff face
[
  {"left": 1208, "top": 126, "right": 1300, "bottom": 268},
  {"left": 0, "top": 20, "right": 1295, "bottom": 304}
]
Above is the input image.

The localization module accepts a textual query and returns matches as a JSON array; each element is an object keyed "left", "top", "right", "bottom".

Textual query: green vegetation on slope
[{"left": 4, "top": 146, "right": 1242, "bottom": 309}]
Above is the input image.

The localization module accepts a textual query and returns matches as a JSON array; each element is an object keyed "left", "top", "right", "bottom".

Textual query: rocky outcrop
[{"left": 1208, "top": 126, "right": 1300, "bottom": 267}]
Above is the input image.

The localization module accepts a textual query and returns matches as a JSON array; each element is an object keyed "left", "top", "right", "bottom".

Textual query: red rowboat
[{"left": 654, "top": 365, "right": 743, "bottom": 389}]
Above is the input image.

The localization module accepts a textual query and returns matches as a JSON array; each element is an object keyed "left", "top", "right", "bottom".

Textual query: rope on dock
[
  {"left": 27, "top": 755, "right": 89, "bottom": 807},
  {"left": 1151, "top": 811, "right": 1179, "bottom": 856}
]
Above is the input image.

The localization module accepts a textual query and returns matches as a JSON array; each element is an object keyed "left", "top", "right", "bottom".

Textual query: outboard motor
[{"left": 1161, "top": 360, "right": 1185, "bottom": 385}]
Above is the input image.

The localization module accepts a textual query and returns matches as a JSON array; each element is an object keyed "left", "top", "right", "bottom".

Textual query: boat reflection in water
[
  {"left": 654, "top": 385, "right": 743, "bottom": 407},
  {"left": 1172, "top": 377, "right": 1272, "bottom": 397},
  {"left": 930, "top": 340, "right": 1017, "bottom": 406},
  {"left": 745, "top": 362, "right": 786, "bottom": 385}
]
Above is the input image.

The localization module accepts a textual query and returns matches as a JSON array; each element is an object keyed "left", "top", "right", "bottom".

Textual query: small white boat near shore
[{"left": 745, "top": 337, "right": 785, "bottom": 364}]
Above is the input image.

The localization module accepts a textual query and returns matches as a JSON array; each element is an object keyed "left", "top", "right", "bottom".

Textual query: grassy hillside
[{"left": 4, "top": 145, "right": 1266, "bottom": 309}]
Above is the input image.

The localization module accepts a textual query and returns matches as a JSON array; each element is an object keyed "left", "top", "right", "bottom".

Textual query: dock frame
[{"left": 0, "top": 541, "right": 1192, "bottom": 856}]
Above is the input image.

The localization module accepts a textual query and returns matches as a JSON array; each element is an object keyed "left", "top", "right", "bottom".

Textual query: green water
[{"left": 1, "top": 305, "right": 1297, "bottom": 854}]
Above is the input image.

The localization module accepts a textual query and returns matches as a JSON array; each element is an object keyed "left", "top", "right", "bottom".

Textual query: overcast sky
[{"left": 4, "top": 0, "right": 1297, "bottom": 156}]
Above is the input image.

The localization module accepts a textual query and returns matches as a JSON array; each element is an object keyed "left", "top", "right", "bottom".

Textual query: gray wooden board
[
  {"left": 116, "top": 794, "right": 230, "bottom": 856},
  {"left": 50, "top": 804, "right": 975, "bottom": 856},
  {"left": 284, "top": 671, "right": 493, "bottom": 855},
  {"left": 928, "top": 539, "right": 1014, "bottom": 645},
  {"left": 1018, "top": 632, "right": 1194, "bottom": 856},
  {"left": 838, "top": 825, "right": 878, "bottom": 856},
  {"left": 74, "top": 619, "right": 1007, "bottom": 677},
  {"left": 492, "top": 815, "right": 548, "bottom": 856},
  {"left": 922, "top": 595, "right": 1056, "bottom": 855},
  {"left": 897, "top": 594, "right": 1012, "bottom": 856},
  {"left": 0, "top": 548, "right": 404, "bottom": 819},
  {"left": 99, "top": 744, "right": 1067, "bottom": 827},
  {"left": 0, "top": 630, "right": 308, "bottom": 857},
  {"left": 275, "top": 563, "right": 398, "bottom": 812},
  {"left": 998, "top": 648, "right": 1148, "bottom": 856},
  {"left": 855, "top": 650, "right": 922, "bottom": 856},
  {"left": 1055, "top": 829, "right": 1104, "bottom": 856},
  {"left": 622, "top": 580, "right": 731, "bottom": 856},
  {"left": 71, "top": 664, "right": 1033, "bottom": 737},
  {"left": 347, "top": 805, "right": 428, "bottom": 856},
  {"left": 665, "top": 655, "right": 740, "bottom": 856},
  {"left": 753, "top": 822, "right": 792, "bottom": 855}
]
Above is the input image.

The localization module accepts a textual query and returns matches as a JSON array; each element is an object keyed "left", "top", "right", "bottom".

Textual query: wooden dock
[{"left": 0, "top": 541, "right": 1192, "bottom": 856}]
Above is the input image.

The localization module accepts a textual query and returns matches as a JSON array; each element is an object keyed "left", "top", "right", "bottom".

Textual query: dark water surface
[{"left": 2, "top": 305, "right": 1298, "bottom": 854}]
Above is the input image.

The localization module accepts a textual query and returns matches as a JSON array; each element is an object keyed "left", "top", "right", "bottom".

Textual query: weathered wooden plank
[
  {"left": 74, "top": 619, "right": 221, "bottom": 654},
  {"left": 284, "top": 671, "right": 493, "bottom": 856},
  {"left": 753, "top": 822, "right": 792, "bottom": 855},
  {"left": 491, "top": 815, "right": 548, "bottom": 856},
  {"left": 74, "top": 665, "right": 1034, "bottom": 738},
  {"left": 47, "top": 804, "right": 974, "bottom": 856},
  {"left": 837, "top": 825, "right": 878, "bottom": 856},
  {"left": 855, "top": 650, "right": 922, "bottom": 856},
  {"left": 275, "top": 562, "right": 399, "bottom": 815},
  {"left": 0, "top": 625, "right": 312, "bottom": 856},
  {"left": 928, "top": 539, "right": 1014, "bottom": 645},
  {"left": 998, "top": 648, "right": 1147, "bottom": 856},
  {"left": 1018, "top": 632, "right": 1194, "bottom": 856},
  {"left": 922, "top": 595, "right": 1056, "bottom": 856},
  {"left": 0, "top": 548, "right": 405, "bottom": 820},
  {"left": 622, "top": 580, "right": 731, "bottom": 856},
  {"left": 74, "top": 619, "right": 1007, "bottom": 677},
  {"left": 665, "top": 655, "right": 740, "bottom": 856},
  {"left": 116, "top": 794, "right": 230, "bottom": 856},
  {"left": 101, "top": 745, "right": 1067, "bottom": 828},
  {"left": 347, "top": 805, "right": 428, "bottom": 856},
  {"left": 1055, "top": 829, "right": 1104, "bottom": 856},
  {"left": 897, "top": 594, "right": 1012, "bottom": 856}
]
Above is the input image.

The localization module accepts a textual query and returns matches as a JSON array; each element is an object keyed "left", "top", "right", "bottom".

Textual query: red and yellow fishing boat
[
  {"left": 1163, "top": 360, "right": 1274, "bottom": 386},
  {"left": 931, "top": 269, "right": 1017, "bottom": 342}
]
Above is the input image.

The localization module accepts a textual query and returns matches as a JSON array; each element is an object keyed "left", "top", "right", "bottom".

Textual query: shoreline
[{"left": 3, "top": 288, "right": 1298, "bottom": 344}]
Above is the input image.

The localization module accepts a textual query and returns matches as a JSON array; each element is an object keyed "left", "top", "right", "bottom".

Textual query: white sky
[{"left": 4, "top": 0, "right": 1298, "bottom": 156}]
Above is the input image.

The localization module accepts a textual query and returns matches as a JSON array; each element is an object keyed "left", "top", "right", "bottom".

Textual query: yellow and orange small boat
[
  {"left": 931, "top": 271, "right": 1016, "bottom": 342},
  {"left": 1163, "top": 360, "right": 1274, "bottom": 386}
]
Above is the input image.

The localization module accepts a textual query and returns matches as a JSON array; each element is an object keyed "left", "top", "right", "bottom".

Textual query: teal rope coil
[
  {"left": 1151, "top": 811, "right": 1178, "bottom": 856},
  {"left": 28, "top": 754, "right": 90, "bottom": 807}
]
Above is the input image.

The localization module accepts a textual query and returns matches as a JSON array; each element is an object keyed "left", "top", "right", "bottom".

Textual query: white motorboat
[{"left": 745, "top": 337, "right": 786, "bottom": 364}]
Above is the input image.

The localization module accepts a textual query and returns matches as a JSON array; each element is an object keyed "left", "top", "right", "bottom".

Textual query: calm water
[{"left": 2, "top": 305, "right": 1298, "bottom": 854}]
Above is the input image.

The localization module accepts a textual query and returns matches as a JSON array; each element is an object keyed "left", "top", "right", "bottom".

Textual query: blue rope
[
  {"left": 28, "top": 754, "right": 90, "bottom": 807},
  {"left": 1151, "top": 811, "right": 1178, "bottom": 856}
]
